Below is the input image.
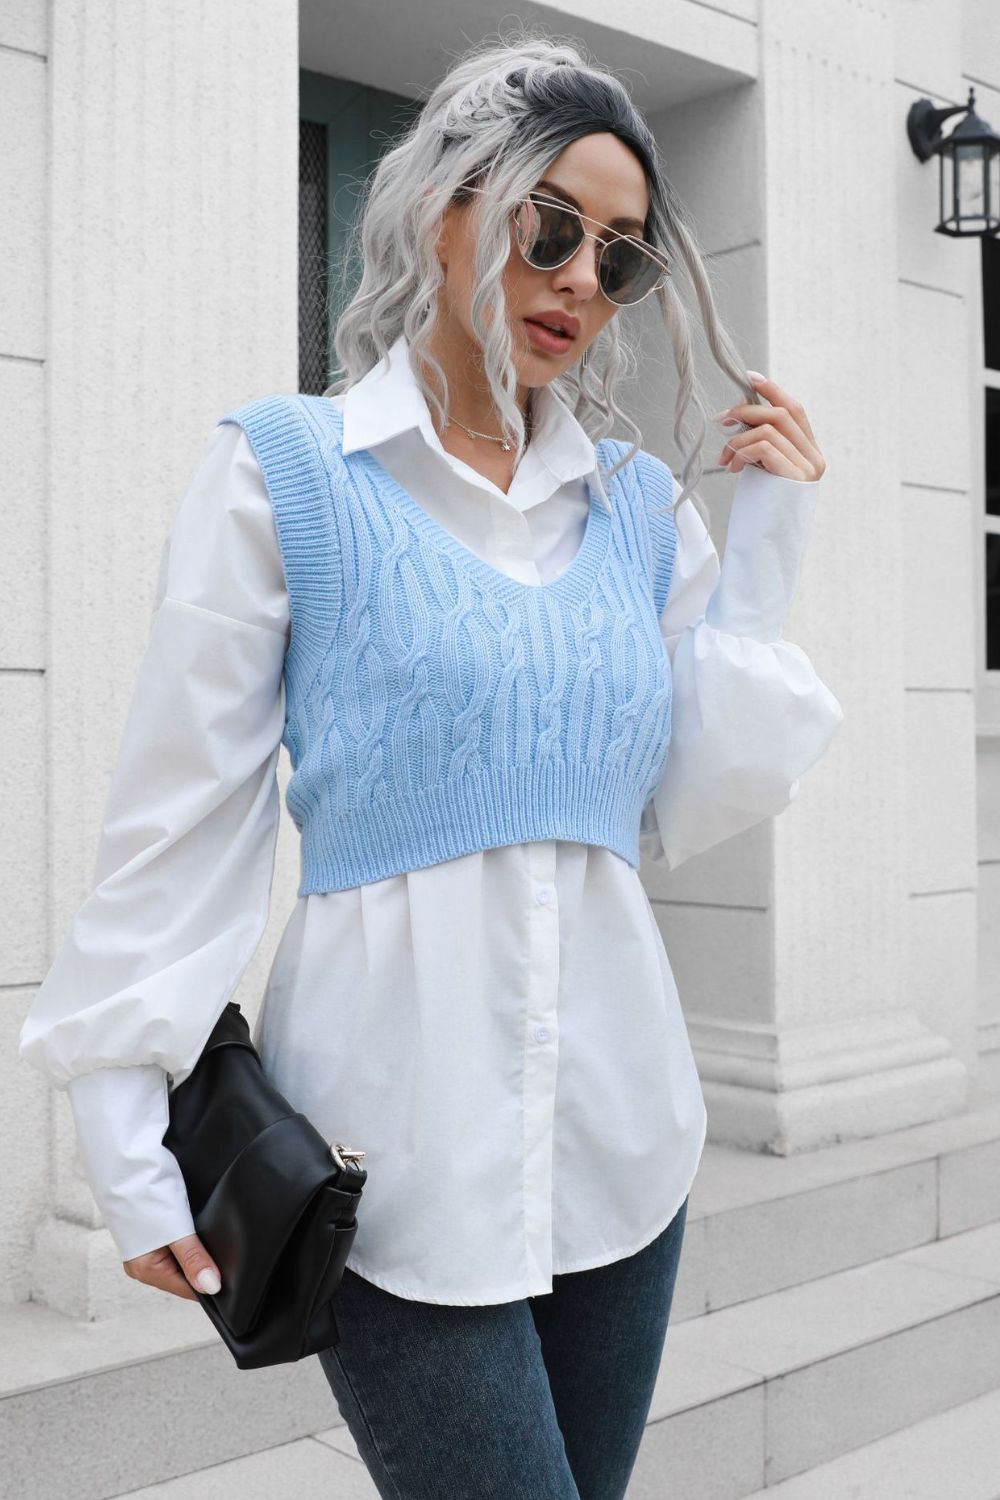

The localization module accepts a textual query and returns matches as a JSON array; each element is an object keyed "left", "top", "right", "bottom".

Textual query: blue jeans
[{"left": 316, "top": 1195, "right": 688, "bottom": 1499}]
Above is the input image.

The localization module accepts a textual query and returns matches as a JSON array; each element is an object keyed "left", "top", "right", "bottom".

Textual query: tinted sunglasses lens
[
  {"left": 514, "top": 197, "right": 666, "bottom": 305},
  {"left": 599, "top": 238, "right": 665, "bottom": 305},
  {"left": 515, "top": 199, "right": 583, "bottom": 267}
]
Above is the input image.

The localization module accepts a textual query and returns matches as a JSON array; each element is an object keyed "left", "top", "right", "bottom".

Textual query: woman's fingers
[
  {"left": 720, "top": 434, "right": 812, "bottom": 480},
  {"left": 171, "top": 1233, "right": 223, "bottom": 1296},
  {"left": 123, "top": 1243, "right": 198, "bottom": 1299},
  {"left": 719, "top": 421, "right": 815, "bottom": 479},
  {"left": 714, "top": 372, "right": 826, "bottom": 480},
  {"left": 747, "top": 371, "right": 819, "bottom": 445},
  {"left": 122, "top": 1233, "right": 222, "bottom": 1301}
]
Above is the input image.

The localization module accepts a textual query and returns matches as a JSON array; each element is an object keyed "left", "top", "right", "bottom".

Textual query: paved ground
[{"left": 117, "top": 1386, "right": 1000, "bottom": 1499}]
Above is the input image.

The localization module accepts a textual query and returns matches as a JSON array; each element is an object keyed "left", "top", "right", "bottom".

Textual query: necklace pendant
[{"left": 501, "top": 440, "right": 511, "bottom": 451}]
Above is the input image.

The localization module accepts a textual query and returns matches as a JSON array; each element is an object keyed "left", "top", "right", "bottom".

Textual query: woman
[{"left": 19, "top": 32, "right": 842, "bottom": 1500}]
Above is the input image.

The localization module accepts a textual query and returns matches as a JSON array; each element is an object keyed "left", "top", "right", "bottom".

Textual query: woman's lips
[{"left": 523, "top": 318, "right": 575, "bottom": 354}]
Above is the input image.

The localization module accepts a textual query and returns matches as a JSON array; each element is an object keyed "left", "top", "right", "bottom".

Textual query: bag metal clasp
[{"left": 330, "top": 1141, "right": 366, "bottom": 1171}]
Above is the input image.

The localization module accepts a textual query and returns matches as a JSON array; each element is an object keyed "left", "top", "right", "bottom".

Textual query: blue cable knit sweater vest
[{"left": 218, "top": 394, "right": 678, "bottom": 893}]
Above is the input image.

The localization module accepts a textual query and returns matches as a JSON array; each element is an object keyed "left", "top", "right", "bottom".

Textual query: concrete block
[
  {"left": 897, "top": 1219, "right": 1000, "bottom": 1285},
  {"left": 902, "top": 488, "right": 975, "bottom": 690},
  {"left": 899, "top": 281, "right": 970, "bottom": 492},
  {"left": 906, "top": 889, "right": 979, "bottom": 1073},
  {"left": 0, "top": 356, "right": 45, "bottom": 668},
  {"left": 627, "top": 1385, "right": 764, "bottom": 1500},
  {"left": 893, "top": 15, "right": 964, "bottom": 193},
  {"left": 977, "top": 743, "right": 1000, "bottom": 863},
  {"left": 766, "top": 1292, "right": 1000, "bottom": 1483},
  {"left": 0, "top": 677, "right": 46, "bottom": 981},
  {"left": 0, "top": 43, "right": 45, "bottom": 357},
  {"left": 114, "top": 1436, "right": 377, "bottom": 1500},
  {"left": 703, "top": 1157, "right": 937, "bottom": 1311},
  {"left": 0, "top": 1337, "right": 336, "bottom": 1500},
  {"left": 962, "top": 0, "right": 1000, "bottom": 76},
  {"left": 651, "top": 903, "right": 773, "bottom": 1023},
  {"left": 29, "top": 1216, "right": 154, "bottom": 1323},
  {"left": 743, "top": 1384, "right": 1000, "bottom": 1498},
  {"left": 905, "top": 691, "right": 977, "bottom": 894},
  {"left": 940, "top": 1133, "right": 1000, "bottom": 1235},
  {"left": 670, "top": 1249, "right": 998, "bottom": 1381},
  {"left": 0, "top": 990, "right": 49, "bottom": 1304},
  {"left": 0, "top": 0, "right": 46, "bottom": 53}
]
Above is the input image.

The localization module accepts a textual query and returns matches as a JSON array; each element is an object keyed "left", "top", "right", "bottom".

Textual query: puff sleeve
[
  {"left": 17, "top": 423, "right": 290, "bottom": 1259},
  {"left": 638, "top": 457, "right": 844, "bottom": 869}
]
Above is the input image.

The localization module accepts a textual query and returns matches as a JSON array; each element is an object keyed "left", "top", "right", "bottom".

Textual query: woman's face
[{"left": 435, "top": 132, "right": 652, "bottom": 394}]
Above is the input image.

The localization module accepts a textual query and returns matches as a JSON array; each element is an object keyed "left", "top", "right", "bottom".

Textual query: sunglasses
[{"left": 462, "top": 186, "right": 671, "bottom": 307}]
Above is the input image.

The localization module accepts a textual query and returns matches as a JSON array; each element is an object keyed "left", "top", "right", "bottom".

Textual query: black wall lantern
[{"left": 907, "top": 87, "right": 1000, "bottom": 238}]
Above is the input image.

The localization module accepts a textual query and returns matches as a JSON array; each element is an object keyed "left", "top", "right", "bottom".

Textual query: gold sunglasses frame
[{"left": 461, "top": 185, "right": 672, "bottom": 306}]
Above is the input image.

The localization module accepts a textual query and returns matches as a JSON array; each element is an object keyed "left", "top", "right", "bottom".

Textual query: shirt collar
[{"left": 340, "top": 333, "right": 611, "bottom": 511}]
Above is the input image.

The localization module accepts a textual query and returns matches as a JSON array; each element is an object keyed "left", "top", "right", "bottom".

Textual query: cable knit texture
[{"left": 218, "top": 395, "right": 678, "bottom": 893}]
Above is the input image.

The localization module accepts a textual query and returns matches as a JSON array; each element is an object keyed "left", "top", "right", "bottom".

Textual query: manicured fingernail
[
  {"left": 747, "top": 369, "right": 766, "bottom": 380},
  {"left": 197, "top": 1268, "right": 221, "bottom": 1294},
  {"left": 710, "top": 410, "right": 738, "bottom": 425}
]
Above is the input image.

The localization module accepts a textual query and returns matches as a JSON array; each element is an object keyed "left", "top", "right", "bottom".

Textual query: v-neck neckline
[{"left": 312, "top": 398, "right": 615, "bottom": 610}]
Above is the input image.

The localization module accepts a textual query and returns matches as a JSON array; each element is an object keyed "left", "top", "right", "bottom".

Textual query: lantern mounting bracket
[{"left": 907, "top": 93, "right": 975, "bottom": 162}]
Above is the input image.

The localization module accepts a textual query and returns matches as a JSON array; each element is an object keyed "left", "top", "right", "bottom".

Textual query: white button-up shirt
[{"left": 18, "top": 335, "right": 844, "bottom": 1303}]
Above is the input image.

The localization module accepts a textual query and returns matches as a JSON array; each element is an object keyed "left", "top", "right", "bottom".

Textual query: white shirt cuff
[
  {"left": 67, "top": 1065, "right": 197, "bottom": 1263},
  {"left": 705, "top": 465, "right": 821, "bottom": 643}
]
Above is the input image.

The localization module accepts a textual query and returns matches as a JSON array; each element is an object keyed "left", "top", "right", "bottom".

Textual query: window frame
[
  {"left": 976, "top": 236, "right": 1000, "bottom": 736},
  {"left": 299, "top": 69, "right": 419, "bottom": 392}
]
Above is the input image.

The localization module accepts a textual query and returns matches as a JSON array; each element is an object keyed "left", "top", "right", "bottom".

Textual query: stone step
[
  {"left": 0, "top": 1297, "right": 342, "bottom": 1500},
  {"left": 668, "top": 1096, "right": 1000, "bottom": 1325},
  {"left": 96, "top": 1379, "right": 1000, "bottom": 1500},
  {"left": 114, "top": 1435, "right": 378, "bottom": 1500},
  {"left": 626, "top": 1220, "right": 1000, "bottom": 1497},
  {"left": 4, "top": 1100, "right": 1000, "bottom": 1500},
  {"left": 122, "top": 1222, "right": 1000, "bottom": 1500},
  {"left": 739, "top": 1384, "right": 1000, "bottom": 1500}
]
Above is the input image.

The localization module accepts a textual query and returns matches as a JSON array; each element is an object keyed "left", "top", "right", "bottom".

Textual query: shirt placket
[
  {"left": 521, "top": 837, "right": 560, "bottom": 1290},
  {"left": 480, "top": 478, "right": 567, "bottom": 1294}
]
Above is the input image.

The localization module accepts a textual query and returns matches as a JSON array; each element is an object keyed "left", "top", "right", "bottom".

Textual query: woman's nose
[{"left": 553, "top": 236, "right": 601, "bottom": 299}]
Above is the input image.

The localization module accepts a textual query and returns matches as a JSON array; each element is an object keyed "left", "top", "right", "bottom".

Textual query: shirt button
[
  {"left": 535, "top": 884, "right": 553, "bottom": 905},
  {"left": 534, "top": 1026, "right": 550, "bottom": 1043}
]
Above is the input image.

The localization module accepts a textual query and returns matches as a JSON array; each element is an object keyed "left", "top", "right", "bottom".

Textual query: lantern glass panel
[
  {"left": 940, "top": 150, "right": 956, "bottom": 230},
  {"left": 957, "top": 142, "right": 989, "bottom": 233}
]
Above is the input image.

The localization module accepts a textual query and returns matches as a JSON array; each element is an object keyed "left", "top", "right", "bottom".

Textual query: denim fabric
[{"left": 316, "top": 1195, "right": 689, "bottom": 1499}]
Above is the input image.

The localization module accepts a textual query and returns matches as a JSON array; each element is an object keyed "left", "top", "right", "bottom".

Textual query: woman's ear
[{"left": 434, "top": 210, "right": 451, "bottom": 271}]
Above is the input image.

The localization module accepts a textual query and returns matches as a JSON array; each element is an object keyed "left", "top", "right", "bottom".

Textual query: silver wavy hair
[{"left": 325, "top": 28, "right": 763, "bottom": 525}]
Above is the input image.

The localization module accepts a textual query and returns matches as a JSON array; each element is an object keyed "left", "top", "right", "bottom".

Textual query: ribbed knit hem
[{"left": 296, "top": 759, "right": 651, "bottom": 894}]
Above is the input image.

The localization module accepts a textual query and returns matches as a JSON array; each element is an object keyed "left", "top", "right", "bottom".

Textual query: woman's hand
[
  {"left": 713, "top": 372, "right": 826, "bottom": 482},
  {"left": 123, "top": 1232, "right": 222, "bottom": 1302}
]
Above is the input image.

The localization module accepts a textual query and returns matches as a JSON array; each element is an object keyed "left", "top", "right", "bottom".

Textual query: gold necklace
[{"left": 446, "top": 405, "right": 533, "bottom": 453}]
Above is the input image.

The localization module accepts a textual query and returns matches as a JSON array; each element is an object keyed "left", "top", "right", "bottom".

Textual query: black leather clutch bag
[{"left": 161, "top": 1000, "right": 366, "bottom": 1370}]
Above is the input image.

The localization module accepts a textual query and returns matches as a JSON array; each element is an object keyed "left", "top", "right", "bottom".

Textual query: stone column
[
  {"left": 31, "top": 0, "right": 300, "bottom": 1317},
  {"left": 640, "top": 0, "right": 968, "bottom": 1152}
]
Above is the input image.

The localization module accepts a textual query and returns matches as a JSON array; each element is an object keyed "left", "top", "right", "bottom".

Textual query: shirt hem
[
  {"left": 550, "top": 1117, "right": 707, "bottom": 1278},
  {"left": 342, "top": 1257, "right": 553, "bottom": 1306},
  {"left": 548, "top": 1158, "right": 704, "bottom": 1278},
  {"left": 340, "top": 1108, "right": 708, "bottom": 1306}
]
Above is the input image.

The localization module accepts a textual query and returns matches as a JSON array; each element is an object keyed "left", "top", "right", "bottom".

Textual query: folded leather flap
[
  {"left": 195, "top": 1112, "right": 347, "bottom": 1338},
  {"left": 201, "top": 1002, "right": 258, "bottom": 1058}
]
